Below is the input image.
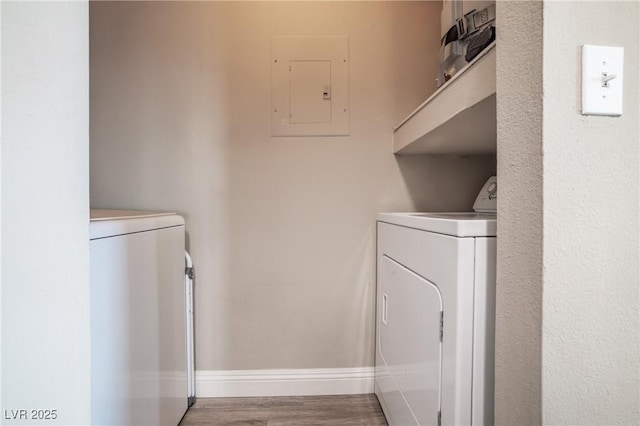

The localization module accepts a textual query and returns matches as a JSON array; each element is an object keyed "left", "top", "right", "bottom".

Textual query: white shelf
[{"left": 393, "top": 43, "right": 496, "bottom": 155}]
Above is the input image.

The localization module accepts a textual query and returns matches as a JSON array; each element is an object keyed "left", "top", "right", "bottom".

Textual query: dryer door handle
[{"left": 382, "top": 293, "right": 388, "bottom": 326}]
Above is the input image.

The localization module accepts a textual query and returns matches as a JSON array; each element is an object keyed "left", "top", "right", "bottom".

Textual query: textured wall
[
  {"left": 1, "top": 2, "right": 91, "bottom": 424},
  {"left": 495, "top": 2, "right": 543, "bottom": 424},
  {"left": 90, "top": 1, "right": 496, "bottom": 371},
  {"left": 541, "top": 2, "right": 640, "bottom": 423},
  {"left": 496, "top": 1, "right": 640, "bottom": 424}
]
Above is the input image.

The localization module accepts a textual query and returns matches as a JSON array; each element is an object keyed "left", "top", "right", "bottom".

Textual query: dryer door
[{"left": 379, "top": 255, "right": 443, "bottom": 426}]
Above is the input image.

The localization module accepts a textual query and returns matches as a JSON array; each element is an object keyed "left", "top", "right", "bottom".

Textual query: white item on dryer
[
  {"left": 90, "top": 210, "right": 188, "bottom": 426},
  {"left": 375, "top": 178, "right": 497, "bottom": 426},
  {"left": 472, "top": 176, "right": 497, "bottom": 213}
]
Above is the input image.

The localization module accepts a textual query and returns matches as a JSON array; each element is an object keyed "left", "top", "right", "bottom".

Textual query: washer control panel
[{"left": 473, "top": 176, "right": 497, "bottom": 213}]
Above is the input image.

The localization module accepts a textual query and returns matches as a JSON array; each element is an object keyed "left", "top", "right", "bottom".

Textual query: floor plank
[{"left": 179, "top": 394, "right": 388, "bottom": 426}]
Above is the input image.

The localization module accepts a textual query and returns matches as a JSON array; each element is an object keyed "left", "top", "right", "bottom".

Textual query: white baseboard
[{"left": 195, "top": 367, "right": 375, "bottom": 398}]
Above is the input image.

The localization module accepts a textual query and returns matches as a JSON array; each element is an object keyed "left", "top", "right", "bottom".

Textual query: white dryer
[
  {"left": 375, "top": 178, "right": 497, "bottom": 426},
  {"left": 90, "top": 210, "right": 188, "bottom": 426}
]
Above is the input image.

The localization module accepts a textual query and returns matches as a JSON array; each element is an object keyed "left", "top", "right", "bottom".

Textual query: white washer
[
  {"left": 375, "top": 178, "right": 497, "bottom": 426},
  {"left": 90, "top": 210, "right": 188, "bottom": 426}
]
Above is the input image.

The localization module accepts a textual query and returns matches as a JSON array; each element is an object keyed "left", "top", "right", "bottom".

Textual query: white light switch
[{"left": 582, "top": 45, "right": 624, "bottom": 116}]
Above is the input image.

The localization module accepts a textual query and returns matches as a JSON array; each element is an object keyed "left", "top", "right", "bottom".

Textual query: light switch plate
[{"left": 581, "top": 45, "right": 624, "bottom": 116}]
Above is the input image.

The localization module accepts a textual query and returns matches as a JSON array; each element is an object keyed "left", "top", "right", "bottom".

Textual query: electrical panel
[{"left": 271, "top": 36, "right": 349, "bottom": 137}]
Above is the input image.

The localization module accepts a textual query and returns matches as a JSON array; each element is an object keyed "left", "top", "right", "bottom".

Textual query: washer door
[{"left": 379, "top": 255, "right": 443, "bottom": 426}]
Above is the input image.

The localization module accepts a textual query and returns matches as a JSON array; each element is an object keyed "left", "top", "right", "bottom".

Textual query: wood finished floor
[{"left": 179, "top": 394, "right": 389, "bottom": 426}]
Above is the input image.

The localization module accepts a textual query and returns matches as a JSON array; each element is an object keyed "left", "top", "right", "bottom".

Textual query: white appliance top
[
  {"left": 90, "top": 209, "right": 175, "bottom": 221},
  {"left": 378, "top": 212, "right": 496, "bottom": 237},
  {"left": 90, "top": 209, "right": 184, "bottom": 240}
]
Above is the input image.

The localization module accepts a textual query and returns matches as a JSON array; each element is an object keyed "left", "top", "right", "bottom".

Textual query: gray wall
[
  {"left": 1, "top": 2, "right": 91, "bottom": 424},
  {"left": 496, "top": 1, "right": 640, "bottom": 424},
  {"left": 90, "top": 1, "right": 496, "bottom": 371},
  {"left": 541, "top": 1, "right": 639, "bottom": 423},
  {"left": 495, "top": 1, "right": 543, "bottom": 423}
]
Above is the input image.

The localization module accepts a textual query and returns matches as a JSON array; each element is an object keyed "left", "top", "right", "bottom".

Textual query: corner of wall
[{"left": 495, "top": 1, "right": 544, "bottom": 424}]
